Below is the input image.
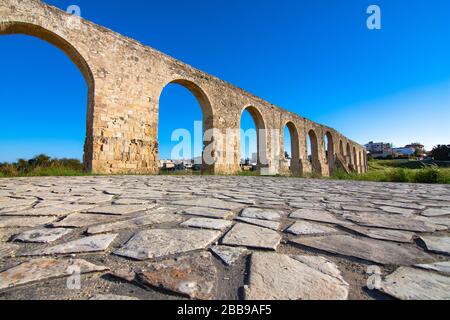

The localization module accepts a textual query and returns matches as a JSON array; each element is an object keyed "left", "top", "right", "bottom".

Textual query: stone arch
[
  {"left": 353, "top": 146, "right": 358, "bottom": 172},
  {"left": 307, "top": 129, "right": 322, "bottom": 175},
  {"left": 0, "top": 21, "right": 95, "bottom": 171},
  {"left": 283, "top": 121, "right": 301, "bottom": 176},
  {"left": 324, "top": 131, "right": 335, "bottom": 173},
  {"left": 339, "top": 139, "right": 344, "bottom": 157},
  {"left": 157, "top": 78, "right": 215, "bottom": 172},
  {"left": 346, "top": 142, "right": 352, "bottom": 168},
  {"left": 359, "top": 150, "right": 364, "bottom": 173},
  {"left": 240, "top": 105, "right": 267, "bottom": 171}
]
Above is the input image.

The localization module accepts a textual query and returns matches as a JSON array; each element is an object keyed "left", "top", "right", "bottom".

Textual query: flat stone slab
[
  {"left": 52, "top": 213, "right": 124, "bottom": 228},
  {"left": 377, "top": 267, "right": 450, "bottom": 300},
  {"left": 344, "top": 212, "right": 443, "bottom": 232},
  {"left": 0, "top": 243, "right": 20, "bottom": 259},
  {"left": 77, "top": 194, "right": 114, "bottom": 204},
  {"left": 235, "top": 217, "right": 280, "bottom": 231},
  {"left": 89, "top": 294, "right": 139, "bottom": 300},
  {"left": 86, "top": 204, "right": 150, "bottom": 216},
  {"left": 415, "top": 261, "right": 450, "bottom": 275},
  {"left": 181, "top": 217, "right": 233, "bottom": 231},
  {"left": 0, "top": 206, "right": 78, "bottom": 217},
  {"left": 290, "top": 209, "right": 347, "bottom": 226},
  {"left": 285, "top": 221, "right": 338, "bottom": 236},
  {"left": 13, "top": 227, "right": 72, "bottom": 243},
  {"left": 22, "top": 234, "right": 118, "bottom": 256},
  {"left": 343, "top": 224, "right": 415, "bottom": 243},
  {"left": 291, "top": 235, "right": 435, "bottom": 265},
  {"left": 0, "top": 216, "right": 56, "bottom": 228},
  {"left": 421, "top": 208, "right": 450, "bottom": 217},
  {"left": 136, "top": 252, "right": 217, "bottom": 300},
  {"left": 114, "top": 229, "right": 221, "bottom": 260},
  {"left": 221, "top": 223, "right": 281, "bottom": 250},
  {"left": 87, "top": 213, "right": 182, "bottom": 234},
  {"left": 240, "top": 208, "right": 282, "bottom": 221},
  {"left": 244, "top": 252, "right": 349, "bottom": 300},
  {"left": 0, "top": 258, "right": 108, "bottom": 290},
  {"left": 113, "top": 198, "right": 155, "bottom": 205},
  {"left": 181, "top": 207, "right": 235, "bottom": 220},
  {"left": 172, "top": 198, "right": 244, "bottom": 211},
  {"left": 210, "top": 245, "right": 248, "bottom": 266},
  {"left": 420, "top": 236, "right": 450, "bottom": 255},
  {"left": 379, "top": 206, "right": 416, "bottom": 215}
]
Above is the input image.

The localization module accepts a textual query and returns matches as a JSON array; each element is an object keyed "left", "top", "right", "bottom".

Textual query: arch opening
[
  {"left": 0, "top": 22, "right": 94, "bottom": 171},
  {"left": 325, "top": 132, "right": 334, "bottom": 173},
  {"left": 307, "top": 129, "right": 321, "bottom": 175},
  {"left": 240, "top": 106, "right": 266, "bottom": 174},
  {"left": 158, "top": 79, "right": 214, "bottom": 174},
  {"left": 283, "top": 122, "right": 300, "bottom": 176}
]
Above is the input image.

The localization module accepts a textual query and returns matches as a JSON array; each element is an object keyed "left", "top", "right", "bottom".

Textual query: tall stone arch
[
  {"left": 157, "top": 78, "right": 215, "bottom": 172},
  {"left": 0, "top": 20, "right": 96, "bottom": 171}
]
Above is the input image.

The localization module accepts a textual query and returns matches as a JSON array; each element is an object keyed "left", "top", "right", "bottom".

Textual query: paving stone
[
  {"left": 0, "top": 258, "right": 108, "bottom": 290},
  {"left": 0, "top": 216, "right": 56, "bottom": 228},
  {"left": 240, "top": 207, "right": 282, "bottom": 221},
  {"left": 172, "top": 198, "right": 244, "bottom": 211},
  {"left": 0, "top": 206, "right": 78, "bottom": 217},
  {"left": 420, "top": 236, "right": 450, "bottom": 255},
  {"left": 342, "top": 224, "right": 415, "bottom": 243},
  {"left": 235, "top": 217, "right": 280, "bottom": 231},
  {"left": 87, "top": 213, "right": 182, "bottom": 234},
  {"left": 13, "top": 228, "right": 72, "bottom": 243},
  {"left": 114, "top": 229, "right": 221, "bottom": 260},
  {"left": 86, "top": 204, "right": 151, "bottom": 216},
  {"left": 181, "top": 217, "right": 233, "bottom": 231},
  {"left": 221, "top": 223, "right": 281, "bottom": 250},
  {"left": 113, "top": 198, "right": 155, "bottom": 205},
  {"left": 77, "top": 194, "right": 114, "bottom": 204},
  {"left": 181, "top": 207, "right": 235, "bottom": 220},
  {"left": 290, "top": 209, "right": 348, "bottom": 226},
  {"left": 22, "top": 234, "right": 118, "bottom": 256},
  {"left": 285, "top": 221, "right": 338, "bottom": 236},
  {"left": 379, "top": 206, "right": 416, "bottom": 215},
  {"left": 0, "top": 243, "right": 20, "bottom": 259},
  {"left": 291, "top": 235, "right": 434, "bottom": 265},
  {"left": 371, "top": 200, "right": 425, "bottom": 210},
  {"left": 89, "top": 294, "right": 139, "bottom": 300},
  {"left": 136, "top": 252, "right": 217, "bottom": 300},
  {"left": 52, "top": 213, "right": 124, "bottom": 228},
  {"left": 421, "top": 208, "right": 450, "bottom": 217},
  {"left": 343, "top": 212, "right": 443, "bottom": 232},
  {"left": 415, "top": 261, "right": 450, "bottom": 275},
  {"left": 244, "top": 252, "right": 349, "bottom": 300},
  {"left": 377, "top": 267, "right": 450, "bottom": 300},
  {"left": 210, "top": 245, "right": 248, "bottom": 266}
]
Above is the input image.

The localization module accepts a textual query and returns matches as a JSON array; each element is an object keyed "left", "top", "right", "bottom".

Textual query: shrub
[{"left": 414, "top": 167, "right": 440, "bottom": 184}]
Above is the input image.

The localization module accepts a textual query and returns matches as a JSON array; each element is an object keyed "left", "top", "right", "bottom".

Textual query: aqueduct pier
[{"left": 0, "top": 0, "right": 368, "bottom": 176}]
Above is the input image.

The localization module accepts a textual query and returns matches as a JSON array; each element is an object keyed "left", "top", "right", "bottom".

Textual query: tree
[
  {"left": 285, "top": 151, "right": 291, "bottom": 159},
  {"left": 431, "top": 145, "right": 450, "bottom": 161}
]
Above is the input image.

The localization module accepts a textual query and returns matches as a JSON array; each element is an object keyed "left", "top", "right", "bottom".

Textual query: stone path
[{"left": 0, "top": 176, "right": 449, "bottom": 300}]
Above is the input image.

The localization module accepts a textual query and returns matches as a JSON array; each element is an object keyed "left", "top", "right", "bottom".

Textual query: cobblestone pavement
[{"left": 0, "top": 176, "right": 449, "bottom": 300}]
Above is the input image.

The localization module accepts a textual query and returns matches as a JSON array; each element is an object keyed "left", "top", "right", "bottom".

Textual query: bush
[
  {"left": 0, "top": 155, "right": 85, "bottom": 177},
  {"left": 414, "top": 167, "right": 440, "bottom": 184}
]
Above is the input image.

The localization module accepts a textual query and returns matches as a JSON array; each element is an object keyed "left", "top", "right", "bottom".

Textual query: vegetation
[
  {"left": 0, "top": 154, "right": 85, "bottom": 177},
  {"left": 330, "top": 159, "right": 450, "bottom": 184}
]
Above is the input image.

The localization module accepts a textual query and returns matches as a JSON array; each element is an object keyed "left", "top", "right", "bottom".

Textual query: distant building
[
  {"left": 365, "top": 142, "right": 393, "bottom": 158},
  {"left": 392, "top": 147, "right": 415, "bottom": 157},
  {"left": 405, "top": 143, "right": 425, "bottom": 151}
]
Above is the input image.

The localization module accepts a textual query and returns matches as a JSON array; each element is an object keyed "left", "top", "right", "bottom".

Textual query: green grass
[{"left": 330, "top": 160, "right": 450, "bottom": 184}]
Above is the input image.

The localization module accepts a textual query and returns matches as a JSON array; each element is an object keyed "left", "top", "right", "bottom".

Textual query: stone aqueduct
[{"left": 1, "top": 0, "right": 368, "bottom": 176}]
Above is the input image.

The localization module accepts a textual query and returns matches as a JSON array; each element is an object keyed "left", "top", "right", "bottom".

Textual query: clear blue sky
[{"left": 1, "top": 0, "right": 449, "bottom": 162}]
